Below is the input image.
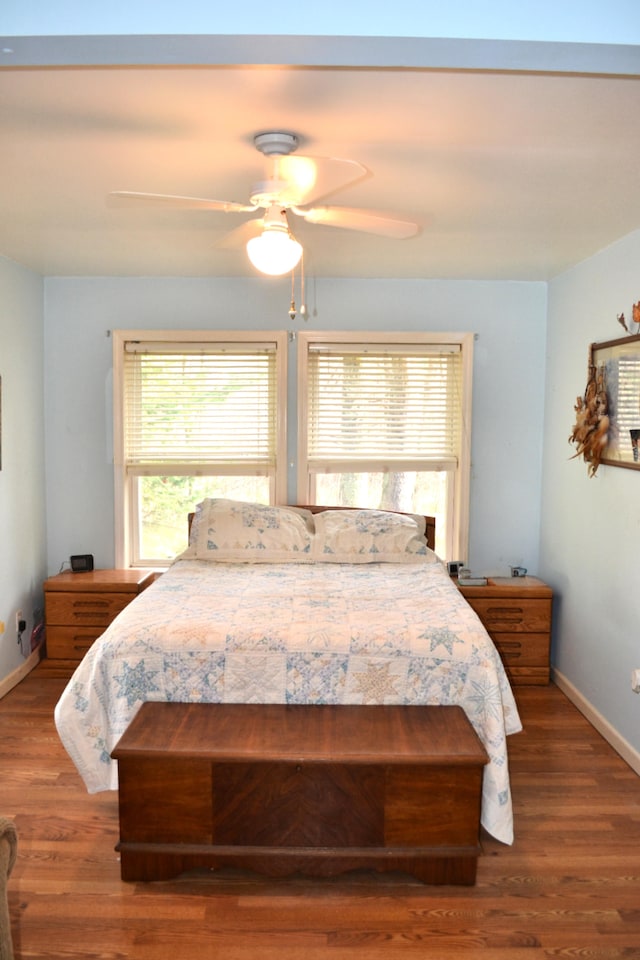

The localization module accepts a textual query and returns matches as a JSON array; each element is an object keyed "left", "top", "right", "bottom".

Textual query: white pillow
[
  {"left": 180, "top": 499, "right": 314, "bottom": 562},
  {"left": 311, "top": 508, "right": 432, "bottom": 563}
]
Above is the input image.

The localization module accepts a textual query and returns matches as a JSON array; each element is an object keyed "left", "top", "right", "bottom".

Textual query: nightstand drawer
[
  {"left": 493, "top": 631, "right": 551, "bottom": 685},
  {"left": 492, "top": 632, "right": 550, "bottom": 666},
  {"left": 464, "top": 597, "right": 551, "bottom": 634},
  {"left": 499, "top": 664, "right": 549, "bottom": 685},
  {"left": 46, "top": 591, "right": 135, "bottom": 626},
  {"left": 46, "top": 626, "right": 104, "bottom": 659}
]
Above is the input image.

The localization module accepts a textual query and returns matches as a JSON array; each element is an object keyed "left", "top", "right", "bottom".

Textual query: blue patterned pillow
[
  {"left": 182, "top": 499, "right": 314, "bottom": 562},
  {"left": 311, "top": 509, "right": 432, "bottom": 563}
]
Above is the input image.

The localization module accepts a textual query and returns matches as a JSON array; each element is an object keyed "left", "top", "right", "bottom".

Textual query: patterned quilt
[{"left": 54, "top": 557, "right": 522, "bottom": 844}]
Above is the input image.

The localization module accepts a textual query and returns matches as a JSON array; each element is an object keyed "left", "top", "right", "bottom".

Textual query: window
[
  {"left": 114, "top": 329, "right": 472, "bottom": 566},
  {"left": 297, "top": 332, "right": 472, "bottom": 561},
  {"left": 113, "top": 331, "right": 287, "bottom": 566}
]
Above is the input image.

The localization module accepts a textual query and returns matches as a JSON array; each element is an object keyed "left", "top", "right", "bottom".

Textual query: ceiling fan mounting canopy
[{"left": 253, "top": 131, "right": 299, "bottom": 157}]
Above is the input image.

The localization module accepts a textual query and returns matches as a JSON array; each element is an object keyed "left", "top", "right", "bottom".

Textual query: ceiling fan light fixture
[{"left": 246, "top": 212, "right": 303, "bottom": 276}]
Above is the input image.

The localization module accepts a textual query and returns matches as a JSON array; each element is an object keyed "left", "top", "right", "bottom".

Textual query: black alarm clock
[{"left": 70, "top": 554, "right": 94, "bottom": 572}]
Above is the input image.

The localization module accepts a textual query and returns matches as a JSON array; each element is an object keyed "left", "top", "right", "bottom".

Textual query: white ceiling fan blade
[
  {"left": 272, "top": 155, "right": 368, "bottom": 206},
  {"left": 108, "top": 191, "right": 257, "bottom": 214},
  {"left": 298, "top": 205, "right": 420, "bottom": 239}
]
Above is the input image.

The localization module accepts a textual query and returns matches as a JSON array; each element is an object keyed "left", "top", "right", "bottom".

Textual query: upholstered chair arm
[{"left": 0, "top": 818, "right": 18, "bottom": 960}]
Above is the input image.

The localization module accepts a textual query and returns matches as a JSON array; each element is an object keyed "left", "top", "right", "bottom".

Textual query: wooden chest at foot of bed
[{"left": 112, "top": 702, "right": 489, "bottom": 886}]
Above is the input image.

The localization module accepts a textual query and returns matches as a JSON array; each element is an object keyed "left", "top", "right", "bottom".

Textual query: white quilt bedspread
[{"left": 54, "top": 557, "right": 522, "bottom": 844}]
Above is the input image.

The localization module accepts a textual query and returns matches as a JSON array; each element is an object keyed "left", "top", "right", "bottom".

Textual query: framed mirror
[{"left": 591, "top": 333, "right": 640, "bottom": 470}]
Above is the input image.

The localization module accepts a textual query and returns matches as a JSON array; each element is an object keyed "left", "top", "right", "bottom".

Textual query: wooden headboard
[{"left": 188, "top": 505, "right": 436, "bottom": 552}]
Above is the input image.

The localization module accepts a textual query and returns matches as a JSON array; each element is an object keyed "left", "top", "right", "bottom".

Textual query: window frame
[
  {"left": 113, "top": 329, "right": 288, "bottom": 567},
  {"left": 296, "top": 330, "right": 473, "bottom": 561}
]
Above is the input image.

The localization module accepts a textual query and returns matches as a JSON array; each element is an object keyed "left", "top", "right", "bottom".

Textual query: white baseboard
[
  {"left": 552, "top": 667, "right": 640, "bottom": 776},
  {"left": 0, "top": 643, "right": 44, "bottom": 700}
]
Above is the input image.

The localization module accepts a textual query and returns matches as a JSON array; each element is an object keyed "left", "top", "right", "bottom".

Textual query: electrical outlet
[
  {"left": 631, "top": 668, "right": 640, "bottom": 694},
  {"left": 15, "top": 610, "right": 23, "bottom": 633}
]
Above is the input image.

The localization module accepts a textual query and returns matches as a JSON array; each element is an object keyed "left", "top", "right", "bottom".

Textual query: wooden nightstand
[
  {"left": 43, "top": 569, "right": 154, "bottom": 676},
  {"left": 455, "top": 576, "right": 552, "bottom": 686}
]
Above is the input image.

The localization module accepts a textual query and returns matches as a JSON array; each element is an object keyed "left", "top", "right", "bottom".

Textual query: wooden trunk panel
[
  {"left": 112, "top": 702, "right": 487, "bottom": 765},
  {"left": 212, "top": 762, "right": 384, "bottom": 847},
  {"left": 118, "top": 757, "right": 212, "bottom": 844},
  {"left": 117, "top": 845, "right": 480, "bottom": 885},
  {"left": 385, "top": 765, "right": 484, "bottom": 847}
]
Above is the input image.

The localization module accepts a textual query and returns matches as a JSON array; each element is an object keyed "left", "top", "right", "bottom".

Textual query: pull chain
[
  {"left": 300, "top": 251, "right": 307, "bottom": 318},
  {"left": 288, "top": 268, "right": 297, "bottom": 321}
]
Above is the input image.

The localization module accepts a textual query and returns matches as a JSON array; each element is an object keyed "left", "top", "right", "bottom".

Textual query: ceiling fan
[{"left": 109, "top": 132, "right": 420, "bottom": 275}]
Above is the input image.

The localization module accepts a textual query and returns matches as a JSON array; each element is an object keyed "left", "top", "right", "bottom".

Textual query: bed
[{"left": 54, "top": 500, "right": 522, "bottom": 847}]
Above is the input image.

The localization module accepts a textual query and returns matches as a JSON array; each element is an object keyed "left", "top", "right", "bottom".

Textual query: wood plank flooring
[{"left": 1, "top": 669, "right": 640, "bottom": 959}]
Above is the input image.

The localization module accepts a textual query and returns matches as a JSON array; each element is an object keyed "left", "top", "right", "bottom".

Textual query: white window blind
[
  {"left": 123, "top": 341, "right": 278, "bottom": 469},
  {"left": 307, "top": 343, "right": 463, "bottom": 463}
]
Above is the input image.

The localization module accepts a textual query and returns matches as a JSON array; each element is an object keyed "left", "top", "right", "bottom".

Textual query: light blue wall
[
  {"left": 541, "top": 228, "right": 640, "bottom": 760},
  {"left": 43, "top": 275, "right": 546, "bottom": 576},
  {"left": 0, "top": 258, "right": 46, "bottom": 681}
]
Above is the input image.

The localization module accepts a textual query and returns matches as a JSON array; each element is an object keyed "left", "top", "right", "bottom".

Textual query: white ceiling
[{"left": 1, "top": 35, "right": 639, "bottom": 281}]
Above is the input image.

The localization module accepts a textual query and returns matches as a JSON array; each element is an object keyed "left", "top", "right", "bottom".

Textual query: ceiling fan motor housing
[{"left": 249, "top": 179, "right": 300, "bottom": 208}]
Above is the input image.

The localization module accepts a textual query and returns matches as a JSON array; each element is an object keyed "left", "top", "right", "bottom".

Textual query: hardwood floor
[{"left": 2, "top": 670, "right": 640, "bottom": 959}]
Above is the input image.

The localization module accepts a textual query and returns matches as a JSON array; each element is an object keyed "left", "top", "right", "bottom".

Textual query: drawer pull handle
[
  {"left": 485, "top": 606, "right": 524, "bottom": 624},
  {"left": 73, "top": 615, "right": 111, "bottom": 624},
  {"left": 73, "top": 600, "right": 110, "bottom": 609},
  {"left": 498, "top": 644, "right": 522, "bottom": 660}
]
